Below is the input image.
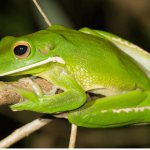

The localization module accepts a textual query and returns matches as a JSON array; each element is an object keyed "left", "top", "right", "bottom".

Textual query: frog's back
[{"left": 49, "top": 26, "right": 150, "bottom": 94}]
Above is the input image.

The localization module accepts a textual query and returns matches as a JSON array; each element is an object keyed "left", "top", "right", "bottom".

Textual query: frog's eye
[{"left": 13, "top": 41, "right": 31, "bottom": 59}]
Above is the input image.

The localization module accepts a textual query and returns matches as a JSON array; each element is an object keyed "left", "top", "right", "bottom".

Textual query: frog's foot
[
  {"left": 19, "top": 77, "right": 44, "bottom": 96},
  {"left": 10, "top": 77, "right": 58, "bottom": 112},
  {"left": 18, "top": 77, "right": 58, "bottom": 96}
]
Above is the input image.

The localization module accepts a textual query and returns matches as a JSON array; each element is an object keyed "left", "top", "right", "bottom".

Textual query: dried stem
[
  {"left": 68, "top": 124, "right": 78, "bottom": 148},
  {"left": 32, "top": 0, "right": 52, "bottom": 26},
  {"left": 0, "top": 116, "right": 53, "bottom": 148},
  {"left": 32, "top": 1, "right": 78, "bottom": 148}
]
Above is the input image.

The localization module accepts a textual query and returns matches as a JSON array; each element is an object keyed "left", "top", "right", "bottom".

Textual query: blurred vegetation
[{"left": 0, "top": 0, "right": 150, "bottom": 148}]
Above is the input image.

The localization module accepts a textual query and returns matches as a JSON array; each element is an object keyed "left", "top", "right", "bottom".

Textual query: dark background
[{"left": 0, "top": 0, "right": 150, "bottom": 148}]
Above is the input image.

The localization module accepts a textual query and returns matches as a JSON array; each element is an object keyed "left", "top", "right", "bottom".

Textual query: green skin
[{"left": 0, "top": 25, "right": 150, "bottom": 128}]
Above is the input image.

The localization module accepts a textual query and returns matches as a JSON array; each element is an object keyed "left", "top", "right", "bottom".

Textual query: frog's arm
[
  {"left": 11, "top": 64, "right": 86, "bottom": 113},
  {"left": 79, "top": 28, "right": 150, "bottom": 77},
  {"left": 68, "top": 90, "right": 150, "bottom": 128}
]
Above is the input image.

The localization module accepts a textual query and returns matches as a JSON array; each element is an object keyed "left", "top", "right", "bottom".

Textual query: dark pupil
[{"left": 14, "top": 45, "right": 28, "bottom": 56}]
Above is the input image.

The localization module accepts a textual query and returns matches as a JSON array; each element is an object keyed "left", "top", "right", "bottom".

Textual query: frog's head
[{"left": 0, "top": 29, "right": 65, "bottom": 77}]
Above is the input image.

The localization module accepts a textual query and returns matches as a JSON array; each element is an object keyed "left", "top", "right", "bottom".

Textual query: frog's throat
[{"left": 0, "top": 57, "right": 65, "bottom": 76}]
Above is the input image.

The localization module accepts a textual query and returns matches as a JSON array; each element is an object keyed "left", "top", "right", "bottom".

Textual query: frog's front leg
[
  {"left": 10, "top": 64, "right": 87, "bottom": 114},
  {"left": 68, "top": 90, "right": 150, "bottom": 128}
]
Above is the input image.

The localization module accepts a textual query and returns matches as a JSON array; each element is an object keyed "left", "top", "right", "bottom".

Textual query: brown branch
[{"left": 0, "top": 77, "right": 54, "bottom": 106}]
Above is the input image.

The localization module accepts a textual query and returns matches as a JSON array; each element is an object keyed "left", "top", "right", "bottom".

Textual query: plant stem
[{"left": 32, "top": 0, "right": 52, "bottom": 26}]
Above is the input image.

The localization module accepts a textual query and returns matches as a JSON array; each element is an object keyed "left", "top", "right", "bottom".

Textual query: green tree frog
[{"left": 0, "top": 25, "right": 150, "bottom": 128}]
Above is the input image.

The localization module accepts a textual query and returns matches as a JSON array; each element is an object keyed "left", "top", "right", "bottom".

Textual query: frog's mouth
[{"left": 0, "top": 56, "right": 65, "bottom": 77}]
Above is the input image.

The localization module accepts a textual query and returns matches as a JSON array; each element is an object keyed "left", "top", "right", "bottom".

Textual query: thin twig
[
  {"left": 32, "top": 1, "right": 78, "bottom": 148},
  {"left": 68, "top": 124, "right": 78, "bottom": 148},
  {"left": 32, "top": 0, "right": 52, "bottom": 26},
  {"left": 0, "top": 116, "right": 53, "bottom": 148}
]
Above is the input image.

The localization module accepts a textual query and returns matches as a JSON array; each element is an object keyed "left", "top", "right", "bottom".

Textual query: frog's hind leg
[{"left": 68, "top": 90, "right": 150, "bottom": 128}]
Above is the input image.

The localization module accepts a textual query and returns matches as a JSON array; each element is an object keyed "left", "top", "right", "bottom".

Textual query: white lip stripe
[{"left": 0, "top": 57, "right": 65, "bottom": 76}]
